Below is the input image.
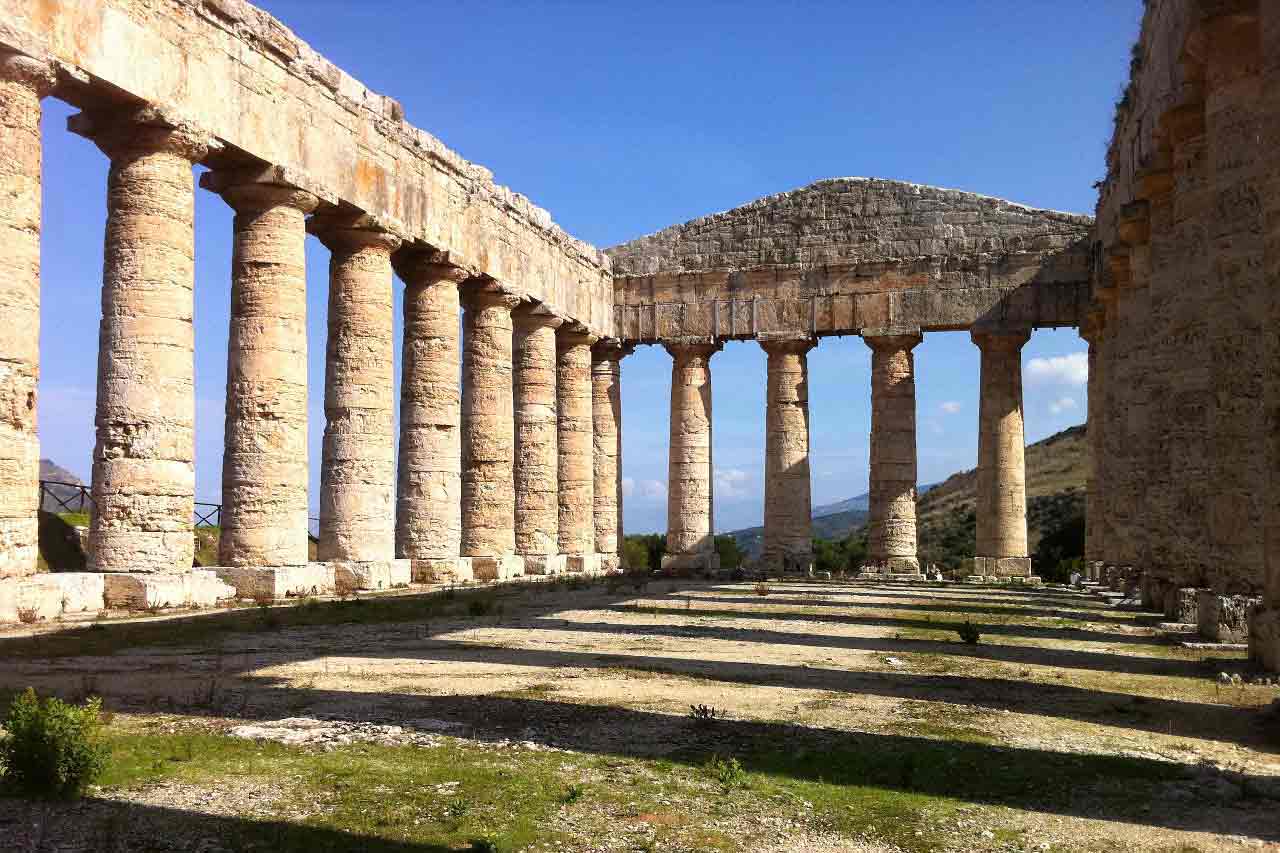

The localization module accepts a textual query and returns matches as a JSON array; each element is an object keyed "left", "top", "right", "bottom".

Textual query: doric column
[
  {"left": 202, "top": 172, "right": 318, "bottom": 567},
  {"left": 1080, "top": 308, "right": 1106, "bottom": 579},
  {"left": 591, "top": 341, "right": 631, "bottom": 571},
  {"left": 310, "top": 213, "right": 401, "bottom": 564},
  {"left": 971, "top": 329, "right": 1031, "bottom": 577},
  {"left": 460, "top": 285, "right": 522, "bottom": 578},
  {"left": 0, "top": 53, "right": 55, "bottom": 579},
  {"left": 862, "top": 332, "right": 922, "bottom": 575},
  {"left": 558, "top": 328, "right": 598, "bottom": 570},
  {"left": 761, "top": 337, "right": 815, "bottom": 574},
  {"left": 662, "top": 342, "right": 721, "bottom": 571},
  {"left": 513, "top": 308, "right": 562, "bottom": 574},
  {"left": 394, "top": 253, "right": 467, "bottom": 581},
  {"left": 73, "top": 109, "right": 211, "bottom": 573}
]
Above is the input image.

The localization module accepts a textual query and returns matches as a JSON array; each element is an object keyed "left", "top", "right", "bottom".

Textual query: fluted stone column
[
  {"left": 204, "top": 173, "right": 317, "bottom": 568},
  {"left": 1080, "top": 309, "right": 1106, "bottom": 581},
  {"left": 394, "top": 254, "right": 466, "bottom": 582},
  {"left": 592, "top": 342, "right": 631, "bottom": 572},
  {"left": 311, "top": 214, "right": 402, "bottom": 578},
  {"left": 862, "top": 332, "right": 922, "bottom": 576},
  {"left": 75, "top": 109, "right": 210, "bottom": 574},
  {"left": 514, "top": 308, "right": 563, "bottom": 575},
  {"left": 0, "top": 53, "right": 55, "bottom": 579},
  {"left": 971, "top": 330, "right": 1031, "bottom": 578},
  {"left": 761, "top": 338, "right": 815, "bottom": 574},
  {"left": 460, "top": 285, "right": 523, "bottom": 579},
  {"left": 558, "top": 329, "right": 598, "bottom": 572},
  {"left": 662, "top": 343, "right": 721, "bottom": 571}
]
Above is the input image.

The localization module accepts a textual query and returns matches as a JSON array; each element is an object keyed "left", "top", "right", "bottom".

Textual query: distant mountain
[{"left": 812, "top": 494, "right": 869, "bottom": 517}]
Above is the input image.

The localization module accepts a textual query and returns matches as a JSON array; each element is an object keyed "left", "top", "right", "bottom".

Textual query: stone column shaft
[
  {"left": 864, "top": 333, "right": 922, "bottom": 574},
  {"left": 78, "top": 110, "right": 210, "bottom": 573},
  {"left": 1080, "top": 311, "right": 1106, "bottom": 570},
  {"left": 311, "top": 215, "right": 401, "bottom": 563},
  {"left": 761, "top": 338, "right": 814, "bottom": 574},
  {"left": 972, "top": 330, "right": 1031, "bottom": 576},
  {"left": 558, "top": 331, "right": 596, "bottom": 560},
  {"left": 514, "top": 311, "right": 561, "bottom": 570},
  {"left": 207, "top": 176, "right": 318, "bottom": 567},
  {"left": 395, "top": 257, "right": 465, "bottom": 575},
  {"left": 0, "top": 53, "right": 54, "bottom": 579},
  {"left": 663, "top": 343, "right": 720, "bottom": 570},
  {"left": 460, "top": 287, "right": 520, "bottom": 561},
  {"left": 592, "top": 343, "right": 629, "bottom": 564}
]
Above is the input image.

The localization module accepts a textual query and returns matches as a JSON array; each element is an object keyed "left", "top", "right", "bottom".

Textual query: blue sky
[{"left": 36, "top": 1, "right": 1141, "bottom": 534}]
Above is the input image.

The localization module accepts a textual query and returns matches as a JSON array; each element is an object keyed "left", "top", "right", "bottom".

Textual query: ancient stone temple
[{"left": 0, "top": 0, "right": 1277, "bottom": 673}]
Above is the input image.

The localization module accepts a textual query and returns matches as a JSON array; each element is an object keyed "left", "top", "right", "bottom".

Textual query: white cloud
[
  {"left": 1049, "top": 396, "right": 1078, "bottom": 415},
  {"left": 714, "top": 467, "right": 752, "bottom": 500},
  {"left": 635, "top": 479, "right": 666, "bottom": 500},
  {"left": 939, "top": 401, "right": 962, "bottom": 414},
  {"left": 1026, "top": 352, "right": 1088, "bottom": 386},
  {"left": 621, "top": 477, "right": 635, "bottom": 498}
]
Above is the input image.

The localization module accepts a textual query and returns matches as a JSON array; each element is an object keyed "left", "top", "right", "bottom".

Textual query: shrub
[
  {"left": 957, "top": 620, "right": 981, "bottom": 645},
  {"left": 704, "top": 753, "right": 747, "bottom": 790},
  {"left": 689, "top": 704, "right": 723, "bottom": 726},
  {"left": 466, "top": 598, "right": 492, "bottom": 619},
  {"left": 753, "top": 582, "right": 771, "bottom": 597},
  {"left": 0, "top": 688, "right": 109, "bottom": 798}
]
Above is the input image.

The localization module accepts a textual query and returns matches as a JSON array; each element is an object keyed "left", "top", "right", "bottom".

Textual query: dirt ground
[{"left": 1, "top": 577, "right": 1277, "bottom": 851}]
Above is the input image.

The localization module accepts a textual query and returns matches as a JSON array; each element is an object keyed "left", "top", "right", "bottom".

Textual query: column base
[
  {"left": 1196, "top": 590, "right": 1260, "bottom": 644},
  {"left": 965, "top": 556, "right": 1032, "bottom": 578},
  {"left": 215, "top": 563, "right": 335, "bottom": 601},
  {"left": 410, "top": 558, "right": 475, "bottom": 584},
  {"left": 333, "top": 559, "right": 412, "bottom": 592},
  {"left": 661, "top": 552, "right": 720, "bottom": 572},
  {"left": 857, "top": 556, "right": 921, "bottom": 578},
  {"left": 460, "top": 554, "right": 525, "bottom": 582},
  {"left": 1249, "top": 606, "right": 1280, "bottom": 672},
  {"left": 521, "top": 554, "right": 568, "bottom": 576},
  {"left": 760, "top": 553, "right": 815, "bottom": 575},
  {"left": 104, "top": 570, "right": 237, "bottom": 610},
  {"left": 597, "top": 554, "right": 621, "bottom": 575}
]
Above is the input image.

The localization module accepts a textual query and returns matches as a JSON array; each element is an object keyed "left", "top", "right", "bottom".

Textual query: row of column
[
  {"left": 661, "top": 330, "right": 1031, "bottom": 576},
  {"left": 0, "top": 72, "right": 627, "bottom": 582}
]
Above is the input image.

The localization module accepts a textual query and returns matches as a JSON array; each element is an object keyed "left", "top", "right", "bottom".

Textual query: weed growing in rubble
[
  {"left": 689, "top": 704, "right": 724, "bottom": 726},
  {"left": 957, "top": 621, "right": 981, "bottom": 644},
  {"left": 754, "top": 582, "right": 771, "bottom": 596},
  {"left": 704, "top": 753, "right": 747, "bottom": 790}
]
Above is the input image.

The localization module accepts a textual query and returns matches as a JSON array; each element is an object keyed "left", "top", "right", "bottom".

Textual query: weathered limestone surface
[
  {"left": 557, "top": 331, "right": 596, "bottom": 559},
  {"left": 609, "top": 178, "right": 1092, "bottom": 345},
  {"left": 216, "top": 563, "right": 333, "bottom": 601},
  {"left": 79, "top": 109, "right": 209, "bottom": 574},
  {"left": 513, "top": 310, "right": 562, "bottom": 573},
  {"left": 394, "top": 256, "right": 465, "bottom": 580},
  {"left": 761, "top": 338, "right": 814, "bottom": 573},
  {"left": 591, "top": 343, "right": 629, "bottom": 563},
  {"left": 972, "top": 330, "right": 1030, "bottom": 576},
  {"left": 103, "top": 569, "right": 235, "bottom": 610},
  {"left": 461, "top": 287, "right": 519, "bottom": 563},
  {"left": 0, "top": 0, "right": 612, "bottom": 336},
  {"left": 0, "top": 53, "right": 54, "bottom": 580},
  {"left": 206, "top": 173, "right": 317, "bottom": 568},
  {"left": 863, "top": 333, "right": 921, "bottom": 575},
  {"left": 663, "top": 343, "right": 720, "bottom": 570},
  {"left": 312, "top": 214, "right": 400, "bottom": 564}
]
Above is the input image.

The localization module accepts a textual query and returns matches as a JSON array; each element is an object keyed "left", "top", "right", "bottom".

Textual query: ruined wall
[
  {"left": 609, "top": 179, "right": 1092, "bottom": 343},
  {"left": 1095, "top": 0, "right": 1269, "bottom": 598},
  {"left": 0, "top": 0, "right": 612, "bottom": 335}
]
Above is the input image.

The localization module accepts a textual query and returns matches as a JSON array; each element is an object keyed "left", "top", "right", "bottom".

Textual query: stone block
[
  {"left": 522, "top": 554, "right": 568, "bottom": 576},
  {"left": 215, "top": 563, "right": 335, "bottom": 600},
  {"left": 410, "top": 558, "right": 473, "bottom": 584},
  {"left": 1249, "top": 606, "right": 1280, "bottom": 672},
  {"left": 42, "top": 573, "right": 106, "bottom": 615},
  {"left": 333, "top": 559, "right": 412, "bottom": 592},
  {"left": 0, "top": 576, "right": 68, "bottom": 623},
  {"left": 597, "top": 555, "right": 621, "bottom": 575},
  {"left": 1196, "top": 591, "right": 1260, "bottom": 644},
  {"left": 661, "top": 552, "right": 720, "bottom": 571},
  {"left": 967, "top": 556, "right": 1031, "bottom": 577},
  {"left": 1162, "top": 587, "right": 1199, "bottom": 623},
  {"left": 461, "top": 555, "right": 525, "bottom": 582},
  {"left": 563, "top": 554, "right": 602, "bottom": 575},
  {"left": 101, "top": 571, "right": 235, "bottom": 611}
]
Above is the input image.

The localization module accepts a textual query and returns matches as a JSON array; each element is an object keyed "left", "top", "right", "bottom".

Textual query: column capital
[
  {"left": 759, "top": 335, "right": 816, "bottom": 356},
  {"left": 204, "top": 177, "right": 320, "bottom": 217},
  {"left": 591, "top": 338, "right": 636, "bottom": 364},
  {"left": 308, "top": 210, "right": 403, "bottom": 253},
  {"left": 514, "top": 304, "right": 564, "bottom": 332},
  {"left": 1078, "top": 306, "right": 1107, "bottom": 344},
  {"left": 970, "top": 328, "right": 1030, "bottom": 351},
  {"left": 460, "top": 280, "right": 522, "bottom": 311},
  {"left": 663, "top": 341, "right": 722, "bottom": 362},
  {"left": 393, "top": 248, "right": 471, "bottom": 287},
  {"left": 69, "top": 106, "right": 215, "bottom": 164},
  {"left": 861, "top": 330, "right": 922, "bottom": 351},
  {"left": 0, "top": 51, "right": 56, "bottom": 95},
  {"left": 557, "top": 325, "right": 599, "bottom": 350}
]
